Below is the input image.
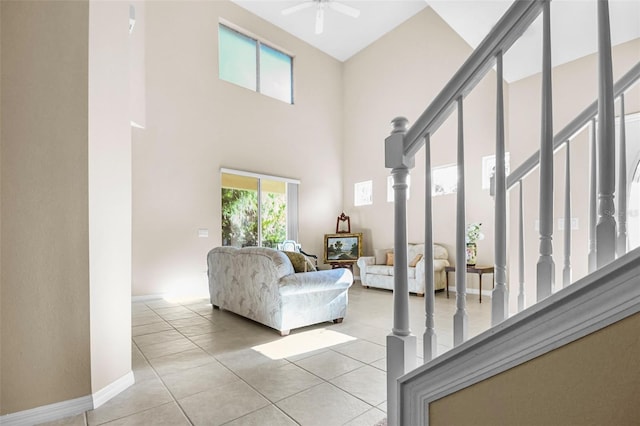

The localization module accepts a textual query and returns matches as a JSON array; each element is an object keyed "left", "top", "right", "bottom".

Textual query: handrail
[
  {"left": 404, "top": 0, "right": 545, "bottom": 158},
  {"left": 506, "top": 61, "right": 640, "bottom": 189}
]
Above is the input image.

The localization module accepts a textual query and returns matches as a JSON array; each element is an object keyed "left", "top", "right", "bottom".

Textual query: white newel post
[
  {"left": 617, "top": 93, "right": 628, "bottom": 256},
  {"left": 492, "top": 51, "right": 508, "bottom": 325},
  {"left": 537, "top": 0, "right": 555, "bottom": 301},
  {"left": 596, "top": 0, "right": 617, "bottom": 268},
  {"left": 423, "top": 133, "right": 437, "bottom": 362},
  {"left": 454, "top": 97, "right": 468, "bottom": 346},
  {"left": 385, "top": 117, "right": 416, "bottom": 426}
]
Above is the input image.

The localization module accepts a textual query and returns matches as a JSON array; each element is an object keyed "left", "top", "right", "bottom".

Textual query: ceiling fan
[{"left": 281, "top": 0, "right": 361, "bottom": 35}]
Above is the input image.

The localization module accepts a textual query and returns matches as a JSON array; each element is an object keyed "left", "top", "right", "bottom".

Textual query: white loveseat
[
  {"left": 207, "top": 246, "right": 353, "bottom": 335},
  {"left": 356, "top": 243, "right": 449, "bottom": 296}
]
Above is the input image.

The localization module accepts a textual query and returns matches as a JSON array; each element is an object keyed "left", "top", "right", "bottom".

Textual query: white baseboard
[
  {"left": 447, "top": 286, "right": 492, "bottom": 298},
  {"left": 0, "top": 371, "right": 135, "bottom": 425},
  {"left": 0, "top": 395, "right": 92, "bottom": 426},
  {"left": 93, "top": 371, "right": 135, "bottom": 409}
]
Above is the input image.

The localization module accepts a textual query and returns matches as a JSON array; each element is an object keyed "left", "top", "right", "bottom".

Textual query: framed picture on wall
[
  {"left": 354, "top": 181, "right": 373, "bottom": 206},
  {"left": 482, "top": 153, "right": 511, "bottom": 190},
  {"left": 323, "top": 233, "right": 362, "bottom": 264}
]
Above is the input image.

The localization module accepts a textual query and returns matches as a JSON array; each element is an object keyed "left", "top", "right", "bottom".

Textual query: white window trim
[{"left": 220, "top": 168, "right": 300, "bottom": 185}]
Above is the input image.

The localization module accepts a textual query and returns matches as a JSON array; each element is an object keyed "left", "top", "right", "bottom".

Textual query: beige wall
[
  {"left": 1, "top": 0, "right": 133, "bottom": 414},
  {"left": 343, "top": 7, "right": 502, "bottom": 282},
  {"left": 88, "top": 1, "right": 133, "bottom": 393},
  {"left": 507, "top": 39, "right": 640, "bottom": 311},
  {"left": 132, "top": 1, "right": 344, "bottom": 296},
  {"left": 130, "top": 1, "right": 146, "bottom": 128},
  {"left": 0, "top": 1, "right": 91, "bottom": 413},
  {"left": 430, "top": 312, "right": 640, "bottom": 425}
]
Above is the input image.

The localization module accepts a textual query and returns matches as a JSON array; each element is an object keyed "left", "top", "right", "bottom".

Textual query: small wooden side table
[
  {"left": 444, "top": 265, "right": 495, "bottom": 303},
  {"left": 330, "top": 262, "right": 355, "bottom": 272}
]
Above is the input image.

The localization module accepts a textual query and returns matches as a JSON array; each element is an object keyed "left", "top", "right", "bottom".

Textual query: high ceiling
[{"left": 230, "top": 0, "right": 640, "bottom": 82}]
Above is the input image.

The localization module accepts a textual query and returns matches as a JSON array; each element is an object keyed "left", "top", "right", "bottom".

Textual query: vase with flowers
[{"left": 465, "top": 222, "right": 484, "bottom": 266}]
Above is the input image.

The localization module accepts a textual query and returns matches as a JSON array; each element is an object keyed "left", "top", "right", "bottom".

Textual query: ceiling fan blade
[
  {"left": 281, "top": 2, "right": 313, "bottom": 16},
  {"left": 315, "top": 5, "right": 324, "bottom": 34},
  {"left": 328, "top": 1, "right": 360, "bottom": 18}
]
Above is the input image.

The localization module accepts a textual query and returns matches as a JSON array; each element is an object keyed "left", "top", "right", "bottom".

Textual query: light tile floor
[{"left": 42, "top": 283, "right": 491, "bottom": 426}]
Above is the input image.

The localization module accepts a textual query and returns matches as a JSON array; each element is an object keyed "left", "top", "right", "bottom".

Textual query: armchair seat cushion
[{"left": 368, "top": 265, "right": 394, "bottom": 276}]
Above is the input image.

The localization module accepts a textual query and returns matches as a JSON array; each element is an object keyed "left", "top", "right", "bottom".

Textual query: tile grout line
[
  {"left": 131, "top": 308, "right": 196, "bottom": 426},
  {"left": 154, "top": 301, "right": 299, "bottom": 425}
]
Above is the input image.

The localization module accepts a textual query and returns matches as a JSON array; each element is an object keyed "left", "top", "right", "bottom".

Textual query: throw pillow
[
  {"left": 375, "top": 248, "right": 391, "bottom": 265},
  {"left": 386, "top": 252, "right": 394, "bottom": 266},
  {"left": 282, "top": 251, "right": 316, "bottom": 273},
  {"left": 304, "top": 256, "right": 317, "bottom": 272},
  {"left": 409, "top": 253, "right": 423, "bottom": 267}
]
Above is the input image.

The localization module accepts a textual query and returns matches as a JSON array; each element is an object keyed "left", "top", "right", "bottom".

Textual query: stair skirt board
[
  {"left": 0, "top": 371, "right": 134, "bottom": 426},
  {"left": 398, "top": 248, "right": 640, "bottom": 425}
]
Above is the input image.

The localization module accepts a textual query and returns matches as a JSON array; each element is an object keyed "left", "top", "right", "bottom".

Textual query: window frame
[
  {"left": 218, "top": 22, "right": 294, "bottom": 104},
  {"left": 220, "top": 168, "right": 300, "bottom": 248}
]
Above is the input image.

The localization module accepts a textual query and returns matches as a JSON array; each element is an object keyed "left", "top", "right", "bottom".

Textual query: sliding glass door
[{"left": 221, "top": 170, "right": 297, "bottom": 248}]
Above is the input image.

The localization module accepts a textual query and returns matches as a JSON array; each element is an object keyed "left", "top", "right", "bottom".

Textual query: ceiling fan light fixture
[
  {"left": 281, "top": 0, "right": 360, "bottom": 35},
  {"left": 281, "top": 2, "right": 313, "bottom": 16}
]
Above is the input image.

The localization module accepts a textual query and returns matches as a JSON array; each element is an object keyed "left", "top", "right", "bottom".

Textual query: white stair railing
[
  {"left": 384, "top": 0, "right": 640, "bottom": 424},
  {"left": 617, "top": 93, "right": 628, "bottom": 256},
  {"left": 596, "top": 0, "right": 617, "bottom": 268},
  {"left": 536, "top": 0, "right": 555, "bottom": 300}
]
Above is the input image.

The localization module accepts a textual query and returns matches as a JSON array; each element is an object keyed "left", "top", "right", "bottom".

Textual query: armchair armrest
[
  {"left": 357, "top": 256, "right": 375, "bottom": 268},
  {"left": 433, "top": 259, "right": 450, "bottom": 272}
]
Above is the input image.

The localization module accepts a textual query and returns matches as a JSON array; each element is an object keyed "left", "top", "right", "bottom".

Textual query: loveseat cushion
[
  {"left": 365, "top": 265, "right": 416, "bottom": 279},
  {"left": 409, "top": 254, "right": 423, "bottom": 267}
]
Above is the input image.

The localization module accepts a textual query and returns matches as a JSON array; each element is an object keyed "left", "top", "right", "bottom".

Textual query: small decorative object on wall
[
  {"left": 465, "top": 222, "right": 484, "bottom": 266},
  {"left": 354, "top": 180, "right": 373, "bottom": 206},
  {"left": 432, "top": 164, "right": 457, "bottom": 196},
  {"left": 336, "top": 212, "right": 351, "bottom": 233},
  {"left": 482, "top": 153, "right": 511, "bottom": 190},
  {"left": 324, "top": 232, "right": 362, "bottom": 265}
]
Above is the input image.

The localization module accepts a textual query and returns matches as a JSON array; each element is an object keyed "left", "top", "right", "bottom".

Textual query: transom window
[{"left": 218, "top": 23, "right": 293, "bottom": 104}]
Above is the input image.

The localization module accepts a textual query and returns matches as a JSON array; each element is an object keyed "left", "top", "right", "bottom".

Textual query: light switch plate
[{"left": 198, "top": 228, "right": 209, "bottom": 238}]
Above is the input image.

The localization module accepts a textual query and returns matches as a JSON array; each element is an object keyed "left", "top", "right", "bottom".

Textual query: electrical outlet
[{"left": 198, "top": 228, "right": 209, "bottom": 238}]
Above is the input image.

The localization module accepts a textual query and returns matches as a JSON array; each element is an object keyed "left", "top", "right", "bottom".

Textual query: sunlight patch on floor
[{"left": 252, "top": 328, "right": 357, "bottom": 360}]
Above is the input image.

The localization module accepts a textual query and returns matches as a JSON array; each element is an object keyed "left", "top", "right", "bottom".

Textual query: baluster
[
  {"left": 537, "top": 0, "right": 555, "bottom": 300},
  {"left": 596, "top": 0, "right": 617, "bottom": 268},
  {"left": 563, "top": 140, "right": 572, "bottom": 288},
  {"left": 454, "top": 96, "right": 468, "bottom": 346},
  {"left": 423, "top": 133, "right": 437, "bottom": 362},
  {"left": 518, "top": 181, "right": 526, "bottom": 312},
  {"left": 492, "top": 50, "right": 508, "bottom": 325},
  {"left": 385, "top": 117, "right": 416, "bottom": 426},
  {"left": 588, "top": 118, "right": 598, "bottom": 272},
  {"left": 617, "top": 93, "right": 628, "bottom": 256}
]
